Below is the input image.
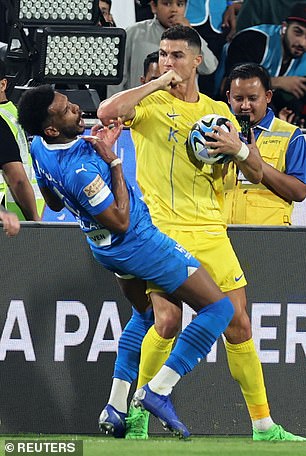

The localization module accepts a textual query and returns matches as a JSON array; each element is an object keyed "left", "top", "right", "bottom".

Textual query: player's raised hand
[
  {"left": 82, "top": 120, "right": 123, "bottom": 164},
  {"left": 158, "top": 70, "right": 183, "bottom": 91}
]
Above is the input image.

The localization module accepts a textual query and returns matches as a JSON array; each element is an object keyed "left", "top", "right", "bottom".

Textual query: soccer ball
[{"left": 186, "top": 114, "right": 232, "bottom": 166}]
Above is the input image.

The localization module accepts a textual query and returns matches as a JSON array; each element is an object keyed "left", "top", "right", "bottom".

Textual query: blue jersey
[
  {"left": 31, "top": 136, "right": 151, "bottom": 255},
  {"left": 31, "top": 136, "right": 200, "bottom": 293}
]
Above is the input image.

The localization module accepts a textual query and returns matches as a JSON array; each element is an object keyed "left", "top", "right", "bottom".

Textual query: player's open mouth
[{"left": 78, "top": 114, "right": 85, "bottom": 128}]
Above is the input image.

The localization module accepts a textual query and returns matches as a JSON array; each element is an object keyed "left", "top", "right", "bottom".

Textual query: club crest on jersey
[{"left": 83, "top": 175, "right": 104, "bottom": 197}]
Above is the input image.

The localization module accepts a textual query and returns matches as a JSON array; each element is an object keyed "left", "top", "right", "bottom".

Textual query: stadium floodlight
[
  {"left": 32, "top": 26, "right": 126, "bottom": 85},
  {"left": 14, "top": 0, "right": 100, "bottom": 27}
]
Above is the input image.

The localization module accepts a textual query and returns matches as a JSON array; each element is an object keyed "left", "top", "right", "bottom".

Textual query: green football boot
[
  {"left": 125, "top": 403, "right": 150, "bottom": 440},
  {"left": 253, "top": 424, "right": 306, "bottom": 441}
]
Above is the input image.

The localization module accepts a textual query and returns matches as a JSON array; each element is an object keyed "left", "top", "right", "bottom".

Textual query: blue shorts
[{"left": 92, "top": 224, "right": 200, "bottom": 294}]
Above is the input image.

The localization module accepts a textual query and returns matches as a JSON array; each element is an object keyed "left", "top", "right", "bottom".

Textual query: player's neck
[{"left": 170, "top": 80, "right": 199, "bottom": 103}]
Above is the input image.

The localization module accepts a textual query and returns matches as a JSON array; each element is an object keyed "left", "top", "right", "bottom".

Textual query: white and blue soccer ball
[{"left": 187, "top": 114, "right": 232, "bottom": 165}]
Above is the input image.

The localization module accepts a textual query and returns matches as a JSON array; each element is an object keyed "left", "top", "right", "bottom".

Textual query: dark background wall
[{"left": 0, "top": 225, "right": 305, "bottom": 435}]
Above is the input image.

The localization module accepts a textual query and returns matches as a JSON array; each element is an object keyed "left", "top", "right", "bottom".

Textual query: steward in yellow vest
[{"left": 224, "top": 63, "right": 306, "bottom": 225}]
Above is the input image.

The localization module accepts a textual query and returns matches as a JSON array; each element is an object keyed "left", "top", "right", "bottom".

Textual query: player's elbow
[{"left": 97, "top": 100, "right": 116, "bottom": 126}]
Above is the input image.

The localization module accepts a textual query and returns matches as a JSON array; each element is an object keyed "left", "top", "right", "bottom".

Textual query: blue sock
[
  {"left": 165, "top": 297, "right": 234, "bottom": 377},
  {"left": 114, "top": 307, "right": 154, "bottom": 382}
]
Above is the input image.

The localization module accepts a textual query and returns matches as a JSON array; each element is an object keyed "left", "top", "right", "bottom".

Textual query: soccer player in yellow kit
[{"left": 98, "top": 25, "right": 305, "bottom": 441}]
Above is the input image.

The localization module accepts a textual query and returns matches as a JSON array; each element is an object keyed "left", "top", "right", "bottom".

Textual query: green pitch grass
[{"left": 1, "top": 435, "right": 306, "bottom": 456}]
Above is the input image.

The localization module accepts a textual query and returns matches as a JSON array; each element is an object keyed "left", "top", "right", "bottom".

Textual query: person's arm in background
[
  {"left": 222, "top": 0, "right": 243, "bottom": 42},
  {"left": 2, "top": 161, "right": 40, "bottom": 221},
  {"left": 260, "top": 130, "right": 306, "bottom": 202},
  {"left": 0, "top": 204, "right": 20, "bottom": 237},
  {"left": 0, "top": 118, "right": 40, "bottom": 221}
]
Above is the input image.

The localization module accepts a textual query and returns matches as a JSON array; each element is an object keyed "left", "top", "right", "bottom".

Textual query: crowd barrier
[{"left": 0, "top": 224, "right": 305, "bottom": 435}]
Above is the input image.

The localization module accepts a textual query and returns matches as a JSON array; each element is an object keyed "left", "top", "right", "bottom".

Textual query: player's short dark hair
[
  {"left": 161, "top": 24, "right": 201, "bottom": 53},
  {"left": 151, "top": 0, "right": 186, "bottom": 5},
  {"left": 143, "top": 51, "right": 159, "bottom": 77},
  {"left": 227, "top": 63, "right": 272, "bottom": 91},
  {"left": 0, "top": 59, "right": 6, "bottom": 80},
  {"left": 18, "top": 85, "right": 55, "bottom": 137}
]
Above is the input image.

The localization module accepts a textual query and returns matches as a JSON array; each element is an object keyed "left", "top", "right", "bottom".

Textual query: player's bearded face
[{"left": 49, "top": 92, "right": 85, "bottom": 140}]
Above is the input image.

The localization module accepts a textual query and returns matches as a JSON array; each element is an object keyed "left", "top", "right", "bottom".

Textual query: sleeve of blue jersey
[
  {"left": 286, "top": 129, "right": 306, "bottom": 183},
  {"left": 71, "top": 160, "right": 115, "bottom": 216}
]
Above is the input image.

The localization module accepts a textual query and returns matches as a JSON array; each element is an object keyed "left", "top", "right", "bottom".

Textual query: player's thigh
[{"left": 115, "top": 275, "right": 151, "bottom": 313}]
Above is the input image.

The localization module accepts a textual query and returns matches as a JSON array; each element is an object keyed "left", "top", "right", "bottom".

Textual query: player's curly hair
[{"left": 18, "top": 85, "right": 55, "bottom": 137}]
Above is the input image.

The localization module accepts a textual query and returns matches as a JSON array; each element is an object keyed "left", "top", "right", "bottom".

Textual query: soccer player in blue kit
[{"left": 17, "top": 84, "right": 234, "bottom": 438}]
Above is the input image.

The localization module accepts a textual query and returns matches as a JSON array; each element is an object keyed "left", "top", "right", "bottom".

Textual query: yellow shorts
[{"left": 148, "top": 229, "right": 247, "bottom": 294}]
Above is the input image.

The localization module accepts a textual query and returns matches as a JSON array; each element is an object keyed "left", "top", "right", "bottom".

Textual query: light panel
[
  {"left": 33, "top": 27, "right": 126, "bottom": 84},
  {"left": 15, "top": 0, "right": 99, "bottom": 27}
]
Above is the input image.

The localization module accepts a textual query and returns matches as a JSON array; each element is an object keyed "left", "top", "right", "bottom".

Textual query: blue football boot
[
  {"left": 132, "top": 384, "right": 190, "bottom": 439},
  {"left": 98, "top": 404, "right": 127, "bottom": 438}
]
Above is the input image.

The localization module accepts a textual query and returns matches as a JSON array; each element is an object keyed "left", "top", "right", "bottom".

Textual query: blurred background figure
[
  {"left": 140, "top": 50, "right": 160, "bottom": 84},
  {"left": 98, "top": 0, "right": 116, "bottom": 26},
  {"left": 215, "top": 2, "right": 306, "bottom": 124}
]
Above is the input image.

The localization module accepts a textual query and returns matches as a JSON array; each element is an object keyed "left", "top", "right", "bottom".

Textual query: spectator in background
[
  {"left": 185, "top": 0, "right": 242, "bottom": 97},
  {"left": 215, "top": 3, "right": 306, "bottom": 123},
  {"left": 0, "top": 204, "right": 20, "bottom": 237},
  {"left": 98, "top": 0, "right": 116, "bottom": 27},
  {"left": 107, "top": 0, "right": 218, "bottom": 96},
  {"left": 224, "top": 63, "right": 306, "bottom": 225},
  {"left": 236, "top": 0, "right": 306, "bottom": 32},
  {"left": 140, "top": 50, "right": 160, "bottom": 83},
  {"left": 0, "top": 59, "right": 42, "bottom": 220}
]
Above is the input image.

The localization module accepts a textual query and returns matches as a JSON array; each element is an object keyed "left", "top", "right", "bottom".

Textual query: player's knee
[
  {"left": 155, "top": 311, "right": 181, "bottom": 338},
  {"left": 225, "top": 309, "right": 252, "bottom": 342}
]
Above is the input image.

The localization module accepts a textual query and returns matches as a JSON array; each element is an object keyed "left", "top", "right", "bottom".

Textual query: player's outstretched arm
[{"left": 97, "top": 71, "right": 182, "bottom": 126}]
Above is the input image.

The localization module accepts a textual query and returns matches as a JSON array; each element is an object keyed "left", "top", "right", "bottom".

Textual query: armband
[
  {"left": 110, "top": 158, "right": 122, "bottom": 168},
  {"left": 235, "top": 143, "right": 250, "bottom": 162}
]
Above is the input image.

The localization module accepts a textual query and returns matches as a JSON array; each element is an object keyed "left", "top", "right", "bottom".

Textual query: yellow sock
[
  {"left": 137, "top": 325, "right": 175, "bottom": 389},
  {"left": 225, "top": 338, "right": 270, "bottom": 421}
]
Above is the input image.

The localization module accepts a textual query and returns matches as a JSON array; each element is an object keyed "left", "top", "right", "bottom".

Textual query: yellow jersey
[{"left": 129, "top": 90, "right": 239, "bottom": 232}]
